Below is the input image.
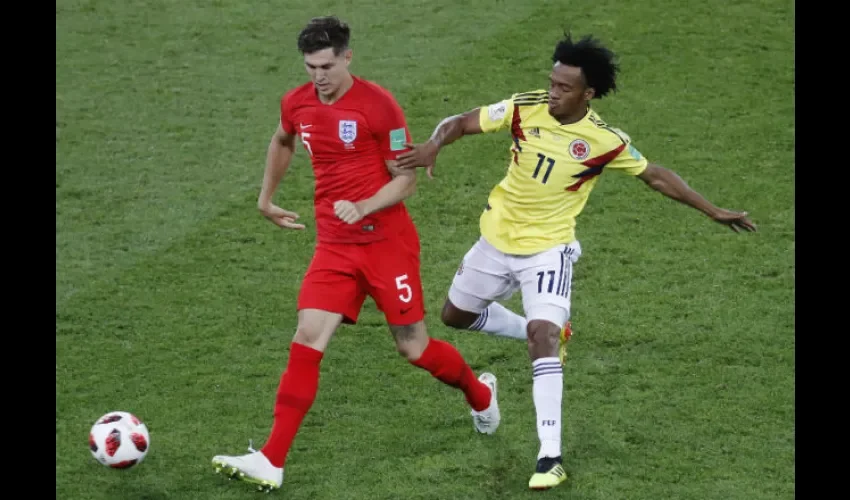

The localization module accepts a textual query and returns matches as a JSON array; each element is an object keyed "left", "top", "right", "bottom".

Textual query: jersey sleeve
[
  {"left": 605, "top": 129, "right": 648, "bottom": 176},
  {"left": 279, "top": 92, "right": 296, "bottom": 135},
  {"left": 370, "top": 90, "right": 412, "bottom": 161},
  {"left": 478, "top": 97, "right": 515, "bottom": 133}
]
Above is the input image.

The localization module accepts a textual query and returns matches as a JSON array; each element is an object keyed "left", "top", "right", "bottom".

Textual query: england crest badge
[{"left": 339, "top": 120, "right": 357, "bottom": 144}]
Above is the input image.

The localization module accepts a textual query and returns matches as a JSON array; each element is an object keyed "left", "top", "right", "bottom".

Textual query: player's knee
[
  {"left": 396, "top": 342, "right": 425, "bottom": 361},
  {"left": 439, "top": 303, "right": 462, "bottom": 328},
  {"left": 391, "top": 322, "right": 429, "bottom": 361},
  {"left": 293, "top": 324, "right": 324, "bottom": 349},
  {"left": 440, "top": 300, "right": 478, "bottom": 329},
  {"left": 526, "top": 320, "right": 560, "bottom": 352}
]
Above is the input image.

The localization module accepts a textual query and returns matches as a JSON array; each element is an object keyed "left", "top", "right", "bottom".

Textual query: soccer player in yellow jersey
[{"left": 396, "top": 32, "right": 756, "bottom": 490}]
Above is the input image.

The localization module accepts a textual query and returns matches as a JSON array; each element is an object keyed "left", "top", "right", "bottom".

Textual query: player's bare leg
[
  {"left": 389, "top": 320, "right": 431, "bottom": 360},
  {"left": 212, "top": 309, "right": 343, "bottom": 492},
  {"left": 390, "top": 320, "right": 500, "bottom": 434},
  {"left": 442, "top": 288, "right": 528, "bottom": 340},
  {"left": 526, "top": 318, "right": 568, "bottom": 490},
  {"left": 291, "top": 308, "right": 344, "bottom": 352},
  {"left": 439, "top": 300, "right": 481, "bottom": 330}
]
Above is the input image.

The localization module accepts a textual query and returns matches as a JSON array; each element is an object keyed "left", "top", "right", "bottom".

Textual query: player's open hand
[
  {"left": 334, "top": 200, "right": 366, "bottom": 224},
  {"left": 258, "top": 203, "right": 306, "bottom": 230},
  {"left": 395, "top": 141, "right": 439, "bottom": 179},
  {"left": 710, "top": 208, "right": 757, "bottom": 233}
]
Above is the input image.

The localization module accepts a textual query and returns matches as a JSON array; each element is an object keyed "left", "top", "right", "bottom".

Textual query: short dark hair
[
  {"left": 552, "top": 31, "right": 619, "bottom": 98},
  {"left": 297, "top": 16, "right": 351, "bottom": 55}
]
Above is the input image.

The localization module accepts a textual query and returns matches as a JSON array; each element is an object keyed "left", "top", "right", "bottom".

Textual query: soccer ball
[{"left": 89, "top": 411, "right": 150, "bottom": 469}]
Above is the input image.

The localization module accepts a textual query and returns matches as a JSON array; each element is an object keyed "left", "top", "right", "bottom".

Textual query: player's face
[
  {"left": 304, "top": 48, "right": 352, "bottom": 98},
  {"left": 548, "top": 62, "right": 594, "bottom": 118}
]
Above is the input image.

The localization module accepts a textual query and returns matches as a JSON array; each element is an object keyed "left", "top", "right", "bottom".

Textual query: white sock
[
  {"left": 532, "top": 357, "right": 563, "bottom": 459},
  {"left": 469, "top": 302, "right": 527, "bottom": 340}
]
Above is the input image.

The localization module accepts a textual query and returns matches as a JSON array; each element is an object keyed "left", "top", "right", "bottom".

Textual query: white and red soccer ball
[{"left": 89, "top": 411, "right": 150, "bottom": 469}]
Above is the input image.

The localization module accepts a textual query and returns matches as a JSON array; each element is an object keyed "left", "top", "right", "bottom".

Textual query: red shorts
[{"left": 297, "top": 226, "right": 425, "bottom": 325}]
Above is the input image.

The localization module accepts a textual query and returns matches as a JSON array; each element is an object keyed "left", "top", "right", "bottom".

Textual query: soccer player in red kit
[{"left": 211, "top": 16, "right": 500, "bottom": 492}]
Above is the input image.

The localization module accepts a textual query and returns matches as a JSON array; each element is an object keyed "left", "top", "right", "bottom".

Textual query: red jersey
[{"left": 280, "top": 76, "right": 415, "bottom": 244}]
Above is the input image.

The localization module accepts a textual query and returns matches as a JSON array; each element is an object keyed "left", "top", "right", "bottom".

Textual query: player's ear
[
  {"left": 584, "top": 87, "right": 595, "bottom": 100},
  {"left": 343, "top": 48, "right": 353, "bottom": 66}
]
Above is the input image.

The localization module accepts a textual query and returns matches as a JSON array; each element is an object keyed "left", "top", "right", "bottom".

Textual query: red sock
[
  {"left": 260, "top": 342, "right": 323, "bottom": 468},
  {"left": 411, "top": 338, "right": 492, "bottom": 412}
]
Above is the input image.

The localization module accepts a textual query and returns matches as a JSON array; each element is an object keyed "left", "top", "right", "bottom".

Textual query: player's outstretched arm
[
  {"left": 637, "top": 163, "right": 757, "bottom": 233},
  {"left": 395, "top": 109, "right": 482, "bottom": 178},
  {"left": 333, "top": 161, "right": 417, "bottom": 224},
  {"left": 257, "top": 123, "right": 305, "bottom": 230}
]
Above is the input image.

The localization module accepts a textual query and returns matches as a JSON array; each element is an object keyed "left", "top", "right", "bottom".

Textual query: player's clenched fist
[
  {"left": 258, "top": 203, "right": 306, "bottom": 230},
  {"left": 334, "top": 200, "right": 366, "bottom": 224}
]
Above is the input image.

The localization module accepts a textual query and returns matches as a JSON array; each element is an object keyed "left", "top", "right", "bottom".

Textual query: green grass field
[{"left": 56, "top": 0, "right": 794, "bottom": 498}]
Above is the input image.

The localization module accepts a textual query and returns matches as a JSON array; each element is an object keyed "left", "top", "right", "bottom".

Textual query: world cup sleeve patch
[
  {"left": 488, "top": 102, "right": 507, "bottom": 122},
  {"left": 390, "top": 128, "right": 406, "bottom": 150}
]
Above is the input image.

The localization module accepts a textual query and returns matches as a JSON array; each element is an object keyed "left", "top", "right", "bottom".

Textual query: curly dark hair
[
  {"left": 552, "top": 31, "right": 619, "bottom": 98},
  {"left": 297, "top": 16, "right": 351, "bottom": 55}
]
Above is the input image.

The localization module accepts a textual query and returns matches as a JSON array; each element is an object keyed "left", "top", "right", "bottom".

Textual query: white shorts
[{"left": 448, "top": 236, "right": 582, "bottom": 328}]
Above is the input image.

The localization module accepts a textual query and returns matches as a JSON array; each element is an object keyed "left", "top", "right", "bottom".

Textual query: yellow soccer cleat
[
  {"left": 559, "top": 322, "right": 573, "bottom": 365},
  {"left": 528, "top": 456, "right": 568, "bottom": 490}
]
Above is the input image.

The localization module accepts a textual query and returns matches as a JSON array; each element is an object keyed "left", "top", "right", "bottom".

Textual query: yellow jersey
[{"left": 477, "top": 90, "right": 649, "bottom": 255}]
